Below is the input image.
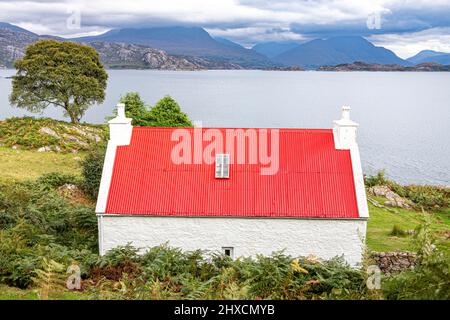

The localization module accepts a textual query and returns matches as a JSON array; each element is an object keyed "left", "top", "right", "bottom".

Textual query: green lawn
[
  {"left": 0, "top": 147, "right": 84, "bottom": 181},
  {"left": 0, "top": 285, "right": 89, "bottom": 300},
  {"left": 366, "top": 199, "right": 450, "bottom": 252}
]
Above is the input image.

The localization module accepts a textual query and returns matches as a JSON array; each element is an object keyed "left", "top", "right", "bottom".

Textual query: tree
[
  {"left": 147, "top": 96, "right": 193, "bottom": 127},
  {"left": 119, "top": 92, "right": 150, "bottom": 126},
  {"left": 113, "top": 93, "right": 192, "bottom": 127},
  {"left": 10, "top": 40, "right": 108, "bottom": 123},
  {"left": 81, "top": 144, "right": 106, "bottom": 199}
]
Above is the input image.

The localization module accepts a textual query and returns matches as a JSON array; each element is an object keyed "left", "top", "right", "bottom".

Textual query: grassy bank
[{"left": 0, "top": 147, "right": 84, "bottom": 181}]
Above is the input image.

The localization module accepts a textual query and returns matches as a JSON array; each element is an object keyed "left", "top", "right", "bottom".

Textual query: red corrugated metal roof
[{"left": 105, "top": 127, "right": 359, "bottom": 218}]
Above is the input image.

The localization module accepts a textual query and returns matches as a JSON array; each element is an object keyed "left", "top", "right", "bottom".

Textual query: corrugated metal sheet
[{"left": 105, "top": 127, "right": 359, "bottom": 218}]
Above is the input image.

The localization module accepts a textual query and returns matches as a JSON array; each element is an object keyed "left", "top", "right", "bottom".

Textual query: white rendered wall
[{"left": 99, "top": 216, "right": 367, "bottom": 267}]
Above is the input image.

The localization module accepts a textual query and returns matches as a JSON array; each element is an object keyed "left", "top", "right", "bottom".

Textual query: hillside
[
  {"left": 273, "top": 36, "right": 410, "bottom": 69},
  {"left": 0, "top": 117, "right": 107, "bottom": 153},
  {"left": 88, "top": 41, "right": 202, "bottom": 70},
  {"left": 407, "top": 50, "right": 450, "bottom": 65},
  {"left": 72, "top": 26, "right": 275, "bottom": 69},
  {"left": 252, "top": 41, "right": 300, "bottom": 58},
  {"left": 0, "top": 23, "right": 204, "bottom": 70}
]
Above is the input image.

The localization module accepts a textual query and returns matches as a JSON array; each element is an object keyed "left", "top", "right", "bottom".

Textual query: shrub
[
  {"left": 81, "top": 144, "right": 106, "bottom": 199},
  {"left": 37, "top": 172, "right": 81, "bottom": 189},
  {"left": 390, "top": 225, "right": 408, "bottom": 237},
  {"left": 365, "top": 171, "right": 450, "bottom": 209}
]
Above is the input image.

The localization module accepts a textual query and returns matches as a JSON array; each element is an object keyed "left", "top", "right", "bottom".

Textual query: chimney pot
[
  {"left": 333, "top": 106, "right": 358, "bottom": 150},
  {"left": 117, "top": 103, "right": 126, "bottom": 118}
]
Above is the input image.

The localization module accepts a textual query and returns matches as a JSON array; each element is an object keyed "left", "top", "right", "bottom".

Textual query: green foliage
[
  {"left": 81, "top": 144, "right": 106, "bottom": 199},
  {"left": 365, "top": 171, "right": 450, "bottom": 209},
  {"left": 364, "top": 170, "right": 389, "bottom": 187},
  {"left": 10, "top": 40, "right": 108, "bottom": 123},
  {"left": 146, "top": 96, "right": 193, "bottom": 127},
  {"left": 390, "top": 225, "right": 408, "bottom": 237},
  {"left": 0, "top": 177, "right": 97, "bottom": 288},
  {"left": 0, "top": 117, "right": 107, "bottom": 152},
  {"left": 111, "top": 93, "right": 193, "bottom": 127},
  {"left": 37, "top": 172, "right": 81, "bottom": 189},
  {"left": 32, "top": 258, "right": 66, "bottom": 300},
  {"left": 382, "top": 214, "right": 450, "bottom": 299},
  {"left": 119, "top": 92, "right": 150, "bottom": 126}
]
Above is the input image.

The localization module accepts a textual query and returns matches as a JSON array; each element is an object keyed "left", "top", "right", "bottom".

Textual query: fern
[{"left": 32, "top": 257, "right": 66, "bottom": 300}]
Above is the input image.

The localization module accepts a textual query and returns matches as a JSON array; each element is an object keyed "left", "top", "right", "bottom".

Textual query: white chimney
[
  {"left": 108, "top": 103, "right": 132, "bottom": 146},
  {"left": 333, "top": 106, "right": 359, "bottom": 149}
]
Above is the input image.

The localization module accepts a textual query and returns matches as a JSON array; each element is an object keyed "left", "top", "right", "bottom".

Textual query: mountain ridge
[
  {"left": 71, "top": 26, "right": 275, "bottom": 68},
  {"left": 1, "top": 22, "right": 449, "bottom": 70},
  {"left": 407, "top": 50, "right": 450, "bottom": 65},
  {"left": 273, "top": 36, "right": 410, "bottom": 68}
]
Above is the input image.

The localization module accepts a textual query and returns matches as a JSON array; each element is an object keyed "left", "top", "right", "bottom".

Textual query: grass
[
  {"left": 366, "top": 199, "right": 450, "bottom": 252},
  {"left": 0, "top": 285, "right": 89, "bottom": 300},
  {"left": 0, "top": 147, "right": 84, "bottom": 181}
]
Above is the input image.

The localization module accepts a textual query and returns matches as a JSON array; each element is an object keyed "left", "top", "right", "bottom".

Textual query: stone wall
[{"left": 372, "top": 252, "right": 417, "bottom": 274}]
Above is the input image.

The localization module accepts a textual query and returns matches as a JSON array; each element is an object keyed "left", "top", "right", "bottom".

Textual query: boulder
[
  {"left": 369, "top": 185, "right": 412, "bottom": 209},
  {"left": 37, "top": 146, "right": 52, "bottom": 152},
  {"left": 39, "top": 127, "right": 59, "bottom": 138}
]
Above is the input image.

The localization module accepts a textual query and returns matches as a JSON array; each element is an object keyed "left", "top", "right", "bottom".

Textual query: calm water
[{"left": 1, "top": 69, "right": 449, "bottom": 185}]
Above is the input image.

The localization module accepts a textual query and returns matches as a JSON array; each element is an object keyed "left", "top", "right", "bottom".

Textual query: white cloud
[
  {"left": 370, "top": 27, "right": 450, "bottom": 58},
  {"left": 0, "top": 0, "right": 449, "bottom": 48}
]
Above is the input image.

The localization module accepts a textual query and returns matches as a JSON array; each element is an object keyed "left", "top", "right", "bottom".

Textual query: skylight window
[{"left": 215, "top": 154, "right": 230, "bottom": 178}]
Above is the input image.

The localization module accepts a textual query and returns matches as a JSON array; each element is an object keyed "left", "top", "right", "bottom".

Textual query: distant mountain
[
  {"left": 273, "top": 36, "right": 410, "bottom": 69},
  {"left": 407, "top": 50, "right": 450, "bottom": 65},
  {"left": 0, "top": 22, "right": 37, "bottom": 36},
  {"left": 252, "top": 41, "right": 300, "bottom": 58},
  {"left": 0, "top": 24, "right": 205, "bottom": 70},
  {"left": 72, "top": 26, "right": 274, "bottom": 68},
  {"left": 0, "top": 25, "right": 38, "bottom": 67},
  {"left": 89, "top": 42, "right": 202, "bottom": 70},
  {"left": 213, "top": 37, "right": 246, "bottom": 50}
]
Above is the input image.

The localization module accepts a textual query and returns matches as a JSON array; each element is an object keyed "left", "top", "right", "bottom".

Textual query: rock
[
  {"left": 369, "top": 185, "right": 412, "bottom": 209},
  {"left": 371, "top": 251, "right": 417, "bottom": 274},
  {"left": 53, "top": 145, "right": 62, "bottom": 152},
  {"left": 37, "top": 146, "right": 52, "bottom": 152},
  {"left": 73, "top": 156, "right": 82, "bottom": 161},
  {"left": 39, "top": 127, "right": 59, "bottom": 138},
  {"left": 369, "top": 185, "right": 391, "bottom": 197},
  {"left": 11, "top": 144, "right": 19, "bottom": 150}
]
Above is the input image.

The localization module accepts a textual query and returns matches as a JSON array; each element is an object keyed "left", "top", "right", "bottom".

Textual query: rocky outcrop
[
  {"left": 369, "top": 185, "right": 413, "bottom": 209},
  {"left": 0, "top": 118, "right": 108, "bottom": 153},
  {"left": 371, "top": 252, "right": 417, "bottom": 274},
  {"left": 89, "top": 41, "right": 203, "bottom": 70}
]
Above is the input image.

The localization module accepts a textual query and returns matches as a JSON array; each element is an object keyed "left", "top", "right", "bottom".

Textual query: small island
[{"left": 318, "top": 61, "right": 450, "bottom": 71}]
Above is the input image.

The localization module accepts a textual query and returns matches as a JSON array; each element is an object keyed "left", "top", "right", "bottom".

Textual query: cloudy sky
[{"left": 1, "top": 0, "right": 450, "bottom": 58}]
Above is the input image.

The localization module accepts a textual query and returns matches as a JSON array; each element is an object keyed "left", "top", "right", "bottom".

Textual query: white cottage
[{"left": 96, "top": 104, "right": 368, "bottom": 266}]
